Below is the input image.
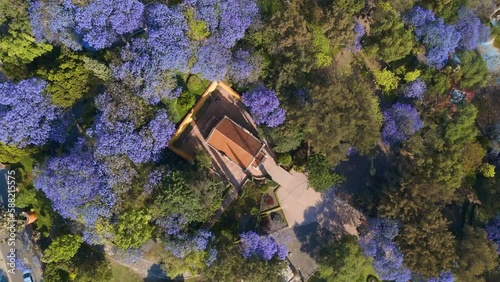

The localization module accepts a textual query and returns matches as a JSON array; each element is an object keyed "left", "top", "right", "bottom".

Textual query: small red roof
[{"left": 207, "top": 117, "right": 263, "bottom": 169}]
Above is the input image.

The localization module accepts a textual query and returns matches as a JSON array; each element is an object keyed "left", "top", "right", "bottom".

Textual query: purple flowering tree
[
  {"left": 382, "top": 103, "right": 423, "bottom": 144},
  {"left": 404, "top": 7, "right": 460, "bottom": 69},
  {"left": 239, "top": 231, "right": 287, "bottom": 261},
  {"left": 89, "top": 91, "right": 175, "bottom": 163},
  {"left": 184, "top": 0, "right": 259, "bottom": 81},
  {"left": 192, "top": 40, "right": 232, "bottom": 81},
  {"left": 28, "top": 0, "right": 82, "bottom": 51},
  {"left": 403, "top": 6, "right": 436, "bottom": 28},
  {"left": 0, "top": 78, "right": 57, "bottom": 148},
  {"left": 418, "top": 18, "right": 461, "bottom": 69},
  {"left": 403, "top": 79, "right": 427, "bottom": 99},
  {"left": 163, "top": 229, "right": 214, "bottom": 258},
  {"left": 156, "top": 214, "right": 186, "bottom": 236},
  {"left": 145, "top": 4, "right": 192, "bottom": 72},
  {"left": 351, "top": 21, "right": 365, "bottom": 52},
  {"left": 486, "top": 215, "right": 500, "bottom": 254},
  {"left": 33, "top": 138, "right": 116, "bottom": 224},
  {"left": 217, "top": 0, "right": 259, "bottom": 48},
  {"left": 227, "top": 49, "right": 261, "bottom": 84},
  {"left": 113, "top": 39, "right": 183, "bottom": 105},
  {"left": 74, "top": 0, "right": 144, "bottom": 50},
  {"left": 359, "top": 218, "right": 412, "bottom": 282},
  {"left": 455, "top": 7, "right": 490, "bottom": 51},
  {"left": 427, "top": 271, "right": 455, "bottom": 282},
  {"left": 101, "top": 155, "right": 138, "bottom": 194},
  {"left": 144, "top": 168, "right": 165, "bottom": 194},
  {"left": 183, "top": 0, "right": 219, "bottom": 32},
  {"left": 243, "top": 86, "right": 286, "bottom": 127}
]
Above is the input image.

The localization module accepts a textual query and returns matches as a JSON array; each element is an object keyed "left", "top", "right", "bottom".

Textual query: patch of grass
[
  {"left": 109, "top": 260, "right": 143, "bottom": 282},
  {"left": 186, "top": 75, "right": 210, "bottom": 96}
]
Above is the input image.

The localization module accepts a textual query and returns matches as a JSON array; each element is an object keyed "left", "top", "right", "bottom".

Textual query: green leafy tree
[
  {"left": 479, "top": 163, "right": 496, "bottom": 178},
  {"left": 299, "top": 72, "right": 382, "bottom": 166},
  {"left": 420, "top": 68, "right": 451, "bottom": 96},
  {"left": 249, "top": 0, "right": 362, "bottom": 90},
  {"left": 151, "top": 171, "right": 224, "bottom": 223},
  {"left": 203, "top": 246, "right": 286, "bottom": 282},
  {"left": 444, "top": 103, "right": 478, "bottom": 145},
  {"left": 422, "top": 0, "right": 463, "bottom": 21},
  {"left": 457, "top": 51, "right": 489, "bottom": 89},
  {"left": 43, "top": 234, "right": 83, "bottom": 263},
  {"left": 454, "top": 226, "right": 499, "bottom": 282},
  {"left": 112, "top": 209, "right": 153, "bottom": 249},
  {"left": 313, "top": 236, "right": 377, "bottom": 282},
  {"left": 0, "top": 0, "right": 52, "bottom": 78},
  {"left": 307, "top": 154, "right": 344, "bottom": 192},
  {"left": 16, "top": 184, "right": 57, "bottom": 237},
  {"left": 365, "top": 1, "right": 415, "bottom": 63},
  {"left": 38, "top": 53, "right": 98, "bottom": 108},
  {"left": 82, "top": 57, "right": 112, "bottom": 82},
  {"left": 194, "top": 149, "right": 213, "bottom": 172},
  {"left": 396, "top": 209, "right": 457, "bottom": 278},
  {"left": 261, "top": 124, "right": 304, "bottom": 153},
  {"left": 311, "top": 25, "right": 334, "bottom": 68},
  {"left": 373, "top": 68, "right": 399, "bottom": 93},
  {"left": 185, "top": 8, "right": 210, "bottom": 41},
  {"left": 0, "top": 143, "right": 35, "bottom": 164},
  {"left": 403, "top": 69, "right": 421, "bottom": 82},
  {"left": 43, "top": 244, "right": 112, "bottom": 282}
]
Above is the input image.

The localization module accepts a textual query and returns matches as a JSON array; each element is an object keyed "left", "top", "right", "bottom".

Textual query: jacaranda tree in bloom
[
  {"left": 0, "top": 78, "right": 57, "bottom": 148},
  {"left": 29, "top": 0, "right": 82, "bottom": 51},
  {"left": 485, "top": 215, "right": 500, "bottom": 254},
  {"left": 164, "top": 230, "right": 213, "bottom": 258},
  {"left": 240, "top": 231, "right": 287, "bottom": 261},
  {"left": 145, "top": 4, "right": 192, "bottom": 72},
  {"left": 427, "top": 271, "right": 455, "bottom": 282},
  {"left": 184, "top": 0, "right": 259, "bottom": 81},
  {"left": 403, "top": 79, "right": 427, "bottom": 99},
  {"left": 33, "top": 138, "right": 116, "bottom": 224},
  {"left": 351, "top": 20, "right": 365, "bottom": 52},
  {"left": 382, "top": 103, "right": 423, "bottom": 145},
  {"left": 403, "top": 6, "right": 436, "bottom": 28},
  {"left": 90, "top": 109, "right": 175, "bottom": 164},
  {"left": 183, "top": 0, "right": 219, "bottom": 33},
  {"left": 455, "top": 7, "right": 490, "bottom": 51},
  {"left": 227, "top": 49, "right": 261, "bottom": 84},
  {"left": 113, "top": 38, "right": 183, "bottom": 105},
  {"left": 404, "top": 7, "right": 460, "bottom": 69},
  {"left": 192, "top": 39, "right": 232, "bottom": 81},
  {"left": 243, "top": 86, "right": 286, "bottom": 127},
  {"left": 358, "top": 218, "right": 412, "bottom": 282},
  {"left": 217, "top": 0, "right": 259, "bottom": 48},
  {"left": 74, "top": 0, "right": 144, "bottom": 50}
]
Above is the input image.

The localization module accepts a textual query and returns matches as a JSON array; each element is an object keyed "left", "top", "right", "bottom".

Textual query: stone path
[{"left": 262, "top": 158, "right": 322, "bottom": 227}]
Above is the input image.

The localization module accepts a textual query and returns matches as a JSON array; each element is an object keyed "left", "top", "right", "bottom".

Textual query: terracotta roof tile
[{"left": 207, "top": 117, "right": 263, "bottom": 169}]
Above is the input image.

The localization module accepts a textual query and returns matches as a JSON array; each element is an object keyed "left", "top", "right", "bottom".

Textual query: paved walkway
[{"left": 262, "top": 158, "right": 322, "bottom": 227}]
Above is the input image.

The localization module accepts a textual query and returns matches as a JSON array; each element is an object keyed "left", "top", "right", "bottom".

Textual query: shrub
[
  {"left": 307, "top": 154, "right": 345, "bottom": 192},
  {"left": 277, "top": 153, "right": 292, "bottom": 166},
  {"left": 259, "top": 184, "right": 270, "bottom": 193},
  {"left": 479, "top": 163, "right": 496, "bottom": 178},
  {"left": 186, "top": 75, "right": 206, "bottom": 95},
  {"left": 177, "top": 91, "right": 196, "bottom": 111},
  {"left": 263, "top": 194, "right": 274, "bottom": 206}
]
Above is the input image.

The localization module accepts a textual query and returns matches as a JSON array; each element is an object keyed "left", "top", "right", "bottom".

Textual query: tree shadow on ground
[{"left": 143, "top": 264, "right": 173, "bottom": 282}]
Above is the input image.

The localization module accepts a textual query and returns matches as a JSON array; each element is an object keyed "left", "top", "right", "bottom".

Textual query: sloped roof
[{"left": 207, "top": 117, "right": 263, "bottom": 169}]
